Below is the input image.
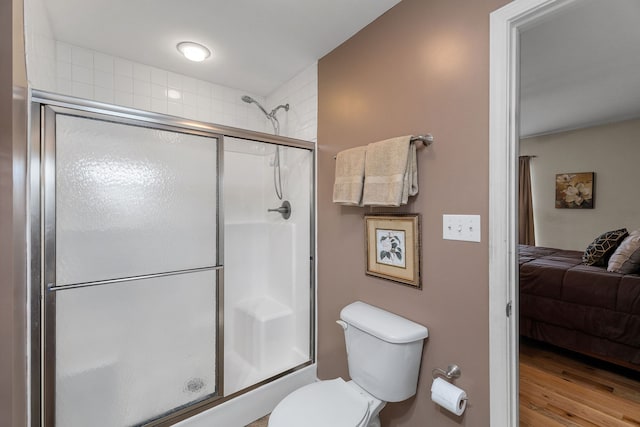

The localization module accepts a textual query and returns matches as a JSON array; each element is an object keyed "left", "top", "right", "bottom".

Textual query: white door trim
[{"left": 488, "top": 0, "right": 582, "bottom": 425}]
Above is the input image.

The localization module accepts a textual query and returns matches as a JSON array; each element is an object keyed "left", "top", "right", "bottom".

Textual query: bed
[{"left": 518, "top": 244, "right": 640, "bottom": 371}]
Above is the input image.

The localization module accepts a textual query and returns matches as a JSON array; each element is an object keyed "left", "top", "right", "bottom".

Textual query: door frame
[{"left": 488, "top": 0, "right": 581, "bottom": 425}]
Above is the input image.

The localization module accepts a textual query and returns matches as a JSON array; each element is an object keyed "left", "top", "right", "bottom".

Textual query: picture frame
[
  {"left": 364, "top": 214, "right": 421, "bottom": 289},
  {"left": 555, "top": 172, "right": 595, "bottom": 209}
]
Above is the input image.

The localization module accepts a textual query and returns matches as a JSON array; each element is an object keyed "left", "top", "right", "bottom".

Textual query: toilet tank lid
[{"left": 340, "top": 301, "right": 428, "bottom": 344}]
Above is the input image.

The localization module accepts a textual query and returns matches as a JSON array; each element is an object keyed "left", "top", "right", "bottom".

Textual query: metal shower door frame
[
  {"left": 30, "top": 90, "right": 317, "bottom": 427},
  {"left": 35, "top": 101, "right": 225, "bottom": 426}
]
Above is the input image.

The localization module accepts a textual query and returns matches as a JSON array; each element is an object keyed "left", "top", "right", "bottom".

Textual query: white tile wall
[
  {"left": 266, "top": 63, "right": 318, "bottom": 142},
  {"left": 24, "top": 0, "right": 56, "bottom": 92},
  {"left": 53, "top": 42, "right": 271, "bottom": 133}
]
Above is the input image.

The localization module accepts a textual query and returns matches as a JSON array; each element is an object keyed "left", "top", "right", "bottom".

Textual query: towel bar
[{"left": 333, "top": 134, "right": 433, "bottom": 159}]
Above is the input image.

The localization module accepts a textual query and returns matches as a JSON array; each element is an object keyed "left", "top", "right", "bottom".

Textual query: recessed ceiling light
[{"left": 176, "top": 41, "right": 211, "bottom": 62}]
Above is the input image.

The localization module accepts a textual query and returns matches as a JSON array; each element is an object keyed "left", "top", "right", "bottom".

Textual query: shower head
[
  {"left": 241, "top": 96, "right": 289, "bottom": 118},
  {"left": 241, "top": 95, "right": 291, "bottom": 136},
  {"left": 241, "top": 95, "right": 271, "bottom": 118}
]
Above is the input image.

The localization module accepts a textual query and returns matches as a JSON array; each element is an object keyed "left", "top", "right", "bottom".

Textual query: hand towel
[
  {"left": 362, "top": 135, "right": 414, "bottom": 206},
  {"left": 402, "top": 141, "right": 419, "bottom": 204},
  {"left": 332, "top": 146, "right": 367, "bottom": 206}
]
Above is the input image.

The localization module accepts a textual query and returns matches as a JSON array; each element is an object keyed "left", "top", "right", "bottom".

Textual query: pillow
[
  {"left": 608, "top": 230, "right": 640, "bottom": 274},
  {"left": 582, "top": 228, "right": 628, "bottom": 266}
]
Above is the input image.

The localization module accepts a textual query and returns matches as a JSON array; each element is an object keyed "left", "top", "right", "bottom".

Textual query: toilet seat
[{"left": 268, "top": 378, "right": 372, "bottom": 427}]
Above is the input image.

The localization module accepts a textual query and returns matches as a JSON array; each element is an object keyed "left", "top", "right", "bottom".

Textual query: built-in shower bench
[{"left": 234, "top": 296, "right": 294, "bottom": 370}]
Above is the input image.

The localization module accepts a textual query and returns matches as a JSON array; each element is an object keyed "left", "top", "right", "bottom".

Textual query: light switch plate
[{"left": 443, "top": 214, "right": 481, "bottom": 242}]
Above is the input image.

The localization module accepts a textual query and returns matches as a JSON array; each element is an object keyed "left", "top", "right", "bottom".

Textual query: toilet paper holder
[
  {"left": 432, "top": 364, "right": 462, "bottom": 380},
  {"left": 431, "top": 364, "right": 468, "bottom": 412}
]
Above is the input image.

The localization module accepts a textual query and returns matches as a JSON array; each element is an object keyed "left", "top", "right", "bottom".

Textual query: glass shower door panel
[
  {"left": 55, "top": 115, "right": 218, "bottom": 286},
  {"left": 224, "top": 138, "right": 312, "bottom": 395},
  {"left": 55, "top": 270, "right": 217, "bottom": 427}
]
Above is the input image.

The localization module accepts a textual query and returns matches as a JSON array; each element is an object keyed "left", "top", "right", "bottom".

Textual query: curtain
[{"left": 519, "top": 156, "right": 535, "bottom": 245}]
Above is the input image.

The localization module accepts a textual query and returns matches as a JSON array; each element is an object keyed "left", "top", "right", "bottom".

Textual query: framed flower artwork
[
  {"left": 364, "top": 214, "right": 421, "bottom": 288},
  {"left": 555, "top": 172, "right": 595, "bottom": 209}
]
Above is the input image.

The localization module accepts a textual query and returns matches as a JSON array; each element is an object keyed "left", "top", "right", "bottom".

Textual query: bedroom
[
  {"left": 516, "top": 0, "right": 640, "bottom": 422},
  {"left": 518, "top": 117, "right": 640, "bottom": 373}
]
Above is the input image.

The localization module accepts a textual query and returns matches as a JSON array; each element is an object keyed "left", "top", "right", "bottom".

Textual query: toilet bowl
[
  {"left": 268, "top": 301, "right": 428, "bottom": 427},
  {"left": 268, "top": 378, "right": 385, "bottom": 427}
]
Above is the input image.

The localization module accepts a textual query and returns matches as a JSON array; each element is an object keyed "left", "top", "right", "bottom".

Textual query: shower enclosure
[{"left": 29, "top": 92, "right": 315, "bottom": 426}]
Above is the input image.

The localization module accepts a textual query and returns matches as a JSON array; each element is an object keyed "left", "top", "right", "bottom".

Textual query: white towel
[
  {"left": 362, "top": 136, "right": 417, "bottom": 206},
  {"left": 332, "top": 146, "right": 367, "bottom": 206}
]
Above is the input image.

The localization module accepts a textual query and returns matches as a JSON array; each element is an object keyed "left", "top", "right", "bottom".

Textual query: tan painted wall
[
  {"left": 317, "top": 0, "right": 509, "bottom": 425},
  {"left": 520, "top": 118, "right": 640, "bottom": 251}
]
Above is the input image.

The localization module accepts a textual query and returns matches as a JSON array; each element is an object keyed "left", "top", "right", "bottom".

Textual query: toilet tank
[{"left": 340, "top": 302, "right": 429, "bottom": 402}]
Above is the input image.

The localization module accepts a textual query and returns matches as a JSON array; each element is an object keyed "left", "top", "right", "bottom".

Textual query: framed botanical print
[{"left": 364, "top": 214, "right": 421, "bottom": 288}]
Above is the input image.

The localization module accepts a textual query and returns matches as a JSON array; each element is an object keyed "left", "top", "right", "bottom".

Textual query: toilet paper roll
[{"left": 431, "top": 377, "right": 467, "bottom": 416}]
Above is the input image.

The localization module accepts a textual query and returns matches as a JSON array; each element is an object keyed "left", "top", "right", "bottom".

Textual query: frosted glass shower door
[
  {"left": 44, "top": 110, "right": 222, "bottom": 426},
  {"left": 54, "top": 115, "right": 218, "bottom": 285}
]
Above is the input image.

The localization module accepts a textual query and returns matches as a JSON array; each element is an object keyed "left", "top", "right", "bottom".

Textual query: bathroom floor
[{"left": 246, "top": 414, "right": 269, "bottom": 427}]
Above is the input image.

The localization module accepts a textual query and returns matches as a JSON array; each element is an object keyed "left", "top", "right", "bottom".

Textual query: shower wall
[
  {"left": 24, "top": 0, "right": 55, "bottom": 90},
  {"left": 24, "top": 0, "right": 318, "bottom": 141},
  {"left": 265, "top": 63, "right": 318, "bottom": 142},
  {"left": 223, "top": 139, "right": 312, "bottom": 395}
]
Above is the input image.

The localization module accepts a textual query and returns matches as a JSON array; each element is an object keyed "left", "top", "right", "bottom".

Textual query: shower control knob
[{"left": 268, "top": 200, "right": 291, "bottom": 220}]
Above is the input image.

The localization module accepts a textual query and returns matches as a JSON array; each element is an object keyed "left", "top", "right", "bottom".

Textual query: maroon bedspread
[{"left": 519, "top": 245, "right": 640, "bottom": 369}]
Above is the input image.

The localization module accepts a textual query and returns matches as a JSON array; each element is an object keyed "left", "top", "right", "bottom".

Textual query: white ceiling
[
  {"left": 43, "top": 0, "right": 401, "bottom": 96},
  {"left": 519, "top": 0, "right": 640, "bottom": 137},
  {"left": 43, "top": 1, "right": 640, "bottom": 134}
]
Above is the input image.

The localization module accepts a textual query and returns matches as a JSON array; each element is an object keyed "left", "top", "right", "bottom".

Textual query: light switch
[{"left": 443, "top": 214, "right": 481, "bottom": 242}]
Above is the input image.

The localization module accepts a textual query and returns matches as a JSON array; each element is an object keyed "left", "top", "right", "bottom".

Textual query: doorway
[{"left": 490, "top": 0, "right": 640, "bottom": 424}]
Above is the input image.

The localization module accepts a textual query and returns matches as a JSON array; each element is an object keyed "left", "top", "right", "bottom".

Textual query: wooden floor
[{"left": 520, "top": 339, "right": 640, "bottom": 426}]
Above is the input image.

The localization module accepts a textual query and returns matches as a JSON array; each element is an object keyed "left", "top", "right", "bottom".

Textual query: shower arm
[
  {"left": 267, "top": 105, "right": 288, "bottom": 135},
  {"left": 269, "top": 104, "right": 289, "bottom": 118},
  {"left": 254, "top": 106, "right": 280, "bottom": 135}
]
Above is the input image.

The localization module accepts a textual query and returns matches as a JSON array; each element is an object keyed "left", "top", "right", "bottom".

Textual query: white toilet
[{"left": 268, "top": 301, "right": 429, "bottom": 427}]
